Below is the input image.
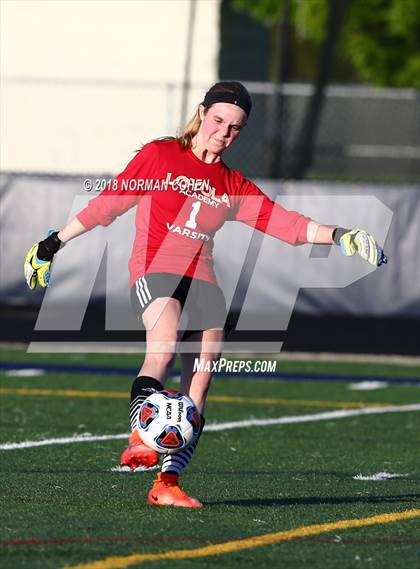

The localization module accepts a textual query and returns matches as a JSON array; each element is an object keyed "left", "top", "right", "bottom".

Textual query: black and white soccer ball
[{"left": 138, "top": 390, "right": 201, "bottom": 454}]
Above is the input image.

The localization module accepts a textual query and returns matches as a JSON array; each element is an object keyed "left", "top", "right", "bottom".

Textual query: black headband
[{"left": 203, "top": 90, "right": 252, "bottom": 117}]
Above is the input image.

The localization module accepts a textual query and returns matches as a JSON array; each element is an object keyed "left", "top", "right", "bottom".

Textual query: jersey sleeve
[
  {"left": 232, "top": 177, "right": 311, "bottom": 245},
  {"left": 76, "top": 142, "right": 160, "bottom": 230}
]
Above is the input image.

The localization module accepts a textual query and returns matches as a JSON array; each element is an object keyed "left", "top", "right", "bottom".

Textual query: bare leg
[
  {"left": 139, "top": 297, "right": 181, "bottom": 383},
  {"left": 180, "top": 328, "right": 224, "bottom": 413},
  {"left": 127, "top": 298, "right": 181, "bottom": 436}
]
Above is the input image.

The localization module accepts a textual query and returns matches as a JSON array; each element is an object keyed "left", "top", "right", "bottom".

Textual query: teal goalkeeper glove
[
  {"left": 333, "top": 228, "right": 388, "bottom": 267},
  {"left": 24, "top": 230, "right": 62, "bottom": 290}
]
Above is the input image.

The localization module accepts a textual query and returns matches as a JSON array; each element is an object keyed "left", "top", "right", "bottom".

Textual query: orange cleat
[
  {"left": 147, "top": 472, "right": 203, "bottom": 508},
  {"left": 120, "top": 430, "right": 160, "bottom": 469}
]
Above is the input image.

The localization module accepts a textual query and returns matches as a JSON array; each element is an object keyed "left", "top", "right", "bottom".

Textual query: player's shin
[
  {"left": 120, "top": 375, "right": 164, "bottom": 469},
  {"left": 160, "top": 415, "right": 205, "bottom": 475},
  {"left": 129, "top": 376, "right": 164, "bottom": 432}
]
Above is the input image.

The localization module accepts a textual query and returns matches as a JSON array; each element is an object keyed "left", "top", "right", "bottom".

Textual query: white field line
[
  {"left": 0, "top": 433, "right": 128, "bottom": 450},
  {"left": 110, "top": 465, "right": 159, "bottom": 473},
  {"left": 204, "top": 403, "right": 420, "bottom": 431},
  {"left": 353, "top": 472, "right": 408, "bottom": 481},
  {"left": 1, "top": 403, "right": 419, "bottom": 451},
  {"left": 348, "top": 381, "right": 388, "bottom": 391},
  {"left": 4, "top": 369, "right": 45, "bottom": 377}
]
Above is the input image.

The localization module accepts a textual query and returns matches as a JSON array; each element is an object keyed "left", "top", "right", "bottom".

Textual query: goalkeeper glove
[
  {"left": 24, "top": 230, "right": 62, "bottom": 290},
  {"left": 333, "top": 228, "right": 387, "bottom": 267}
]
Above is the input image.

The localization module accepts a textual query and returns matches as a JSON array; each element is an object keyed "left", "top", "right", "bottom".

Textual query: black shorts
[{"left": 130, "top": 273, "right": 227, "bottom": 333}]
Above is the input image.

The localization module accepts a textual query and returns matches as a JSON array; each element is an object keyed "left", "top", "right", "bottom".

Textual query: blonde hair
[
  {"left": 176, "top": 105, "right": 205, "bottom": 149},
  {"left": 148, "top": 105, "right": 204, "bottom": 150}
]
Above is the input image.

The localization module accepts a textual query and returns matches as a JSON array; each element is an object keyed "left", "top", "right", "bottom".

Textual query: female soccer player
[{"left": 24, "top": 81, "right": 387, "bottom": 508}]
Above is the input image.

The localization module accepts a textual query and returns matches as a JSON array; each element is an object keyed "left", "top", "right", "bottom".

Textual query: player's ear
[{"left": 198, "top": 104, "right": 206, "bottom": 122}]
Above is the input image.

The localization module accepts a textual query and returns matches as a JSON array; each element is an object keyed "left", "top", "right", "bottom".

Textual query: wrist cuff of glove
[
  {"left": 332, "top": 227, "right": 350, "bottom": 245},
  {"left": 37, "top": 232, "right": 62, "bottom": 261}
]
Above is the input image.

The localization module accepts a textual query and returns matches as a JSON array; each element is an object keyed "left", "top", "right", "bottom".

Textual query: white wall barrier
[{"left": 1, "top": 174, "right": 418, "bottom": 334}]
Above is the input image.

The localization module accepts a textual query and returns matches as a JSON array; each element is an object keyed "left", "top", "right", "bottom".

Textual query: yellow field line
[
  {"left": 0, "top": 387, "right": 127, "bottom": 399},
  {"left": 63, "top": 508, "right": 420, "bottom": 569},
  {"left": 0, "top": 387, "right": 388, "bottom": 409}
]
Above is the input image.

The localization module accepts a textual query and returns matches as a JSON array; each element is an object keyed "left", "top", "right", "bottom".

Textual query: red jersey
[{"left": 77, "top": 140, "right": 311, "bottom": 287}]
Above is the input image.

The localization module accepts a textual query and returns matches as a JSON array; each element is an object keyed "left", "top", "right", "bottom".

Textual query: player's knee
[{"left": 145, "top": 344, "right": 176, "bottom": 372}]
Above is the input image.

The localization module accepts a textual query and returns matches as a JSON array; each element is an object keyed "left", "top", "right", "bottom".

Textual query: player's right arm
[
  {"left": 24, "top": 217, "right": 92, "bottom": 290},
  {"left": 24, "top": 142, "right": 160, "bottom": 290},
  {"left": 57, "top": 217, "right": 88, "bottom": 243}
]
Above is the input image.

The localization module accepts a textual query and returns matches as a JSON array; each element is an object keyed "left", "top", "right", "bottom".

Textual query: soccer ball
[{"left": 138, "top": 390, "right": 201, "bottom": 454}]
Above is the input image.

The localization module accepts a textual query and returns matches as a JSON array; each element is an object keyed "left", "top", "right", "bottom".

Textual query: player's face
[{"left": 198, "top": 103, "right": 247, "bottom": 155}]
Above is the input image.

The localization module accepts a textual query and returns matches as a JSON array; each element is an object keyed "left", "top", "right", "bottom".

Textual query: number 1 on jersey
[{"left": 185, "top": 201, "right": 201, "bottom": 229}]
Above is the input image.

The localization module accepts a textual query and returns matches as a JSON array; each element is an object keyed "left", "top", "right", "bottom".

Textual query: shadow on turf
[
  {"left": 206, "top": 494, "right": 420, "bottom": 507},
  {"left": 206, "top": 470, "right": 420, "bottom": 479}
]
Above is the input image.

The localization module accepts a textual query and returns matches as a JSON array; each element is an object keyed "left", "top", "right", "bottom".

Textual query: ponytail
[{"left": 176, "top": 105, "right": 204, "bottom": 149}]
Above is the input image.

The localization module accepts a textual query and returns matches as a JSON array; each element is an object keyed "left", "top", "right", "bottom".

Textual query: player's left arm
[
  {"left": 232, "top": 178, "right": 387, "bottom": 267},
  {"left": 307, "top": 222, "right": 388, "bottom": 267}
]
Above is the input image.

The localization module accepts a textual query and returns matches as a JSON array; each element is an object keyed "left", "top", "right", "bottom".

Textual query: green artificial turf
[{"left": 1, "top": 350, "right": 419, "bottom": 569}]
